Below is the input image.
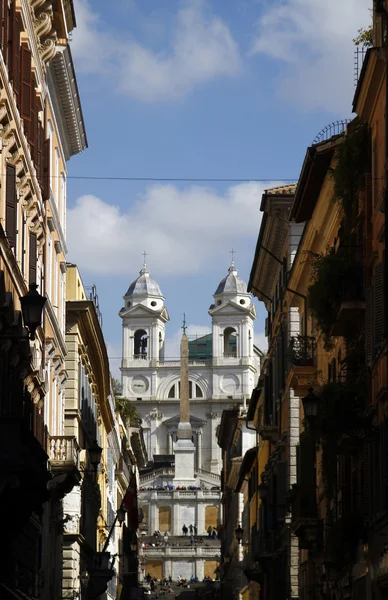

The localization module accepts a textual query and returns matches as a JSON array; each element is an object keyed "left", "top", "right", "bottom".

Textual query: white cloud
[
  {"left": 72, "top": 0, "right": 241, "bottom": 101},
  {"left": 67, "top": 181, "right": 280, "bottom": 277},
  {"left": 250, "top": 0, "right": 370, "bottom": 113}
]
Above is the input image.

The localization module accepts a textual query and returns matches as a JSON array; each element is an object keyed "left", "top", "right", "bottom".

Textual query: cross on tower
[
  {"left": 142, "top": 250, "right": 148, "bottom": 267},
  {"left": 182, "top": 313, "right": 187, "bottom": 334},
  {"left": 230, "top": 248, "right": 236, "bottom": 264}
]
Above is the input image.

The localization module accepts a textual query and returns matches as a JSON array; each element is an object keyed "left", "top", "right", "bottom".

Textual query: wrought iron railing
[
  {"left": 133, "top": 354, "right": 148, "bottom": 360},
  {"left": 288, "top": 335, "right": 316, "bottom": 368},
  {"left": 312, "top": 120, "right": 351, "bottom": 145},
  {"left": 354, "top": 46, "right": 367, "bottom": 87}
]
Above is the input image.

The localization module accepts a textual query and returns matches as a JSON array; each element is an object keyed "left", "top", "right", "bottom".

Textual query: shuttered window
[
  {"left": 9, "top": 3, "right": 21, "bottom": 99},
  {"left": 6, "top": 163, "right": 17, "bottom": 249},
  {"left": 20, "top": 45, "right": 32, "bottom": 121},
  {"left": 364, "top": 173, "right": 373, "bottom": 258},
  {"left": 43, "top": 138, "right": 50, "bottom": 200},
  {"left": 0, "top": 0, "right": 9, "bottom": 65},
  {"left": 365, "top": 287, "right": 373, "bottom": 366},
  {"left": 29, "top": 231, "right": 37, "bottom": 285},
  {"left": 374, "top": 262, "right": 384, "bottom": 349}
]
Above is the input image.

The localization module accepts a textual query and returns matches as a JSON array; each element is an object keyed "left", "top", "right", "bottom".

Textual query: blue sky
[{"left": 66, "top": 0, "right": 370, "bottom": 376}]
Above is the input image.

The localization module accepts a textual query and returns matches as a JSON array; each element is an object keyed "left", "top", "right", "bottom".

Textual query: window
[
  {"left": 134, "top": 329, "right": 147, "bottom": 357},
  {"left": 60, "top": 172, "right": 66, "bottom": 235},
  {"left": 29, "top": 231, "right": 37, "bottom": 285},
  {"left": 167, "top": 381, "right": 204, "bottom": 399},
  {"left": 54, "top": 148, "right": 59, "bottom": 202},
  {"left": 223, "top": 327, "right": 237, "bottom": 356},
  {"left": 6, "top": 163, "right": 17, "bottom": 250}
]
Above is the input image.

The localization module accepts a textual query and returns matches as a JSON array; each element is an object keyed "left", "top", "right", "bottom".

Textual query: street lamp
[
  {"left": 302, "top": 387, "right": 319, "bottom": 426},
  {"left": 102, "top": 506, "right": 128, "bottom": 553},
  {"left": 88, "top": 440, "right": 103, "bottom": 470},
  {"left": 19, "top": 283, "right": 46, "bottom": 340},
  {"left": 235, "top": 525, "right": 244, "bottom": 544},
  {"left": 80, "top": 570, "right": 89, "bottom": 592},
  {"left": 117, "top": 506, "right": 126, "bottom": 526}
]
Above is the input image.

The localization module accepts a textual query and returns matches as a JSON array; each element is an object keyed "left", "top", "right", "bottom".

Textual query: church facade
[{"left": 119, "top": 261, "right": 262, "bottom": 580}]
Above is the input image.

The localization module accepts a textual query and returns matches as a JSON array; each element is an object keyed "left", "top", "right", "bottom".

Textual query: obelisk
[{"left": 173, "top": 315, "right": 196, "bottom": 484}]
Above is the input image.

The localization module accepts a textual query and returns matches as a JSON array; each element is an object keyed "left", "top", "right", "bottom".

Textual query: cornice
[{"left": 48, "top": 45, "right": 87, "bottom": 158}]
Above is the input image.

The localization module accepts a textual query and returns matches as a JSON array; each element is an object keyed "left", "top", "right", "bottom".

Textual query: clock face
[
  {"left": 220, "top": 374, "right": 239, "bottom": 394},
  {"left": 131, "top": 376, "right": 149, "bottom": 394}
]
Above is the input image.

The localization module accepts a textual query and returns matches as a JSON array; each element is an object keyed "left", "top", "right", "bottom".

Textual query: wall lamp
[
  {"left": 80, "top": 441, "right": 103, "bottom": 473},
  {"left": 102, "top": 505, "right": 127, "bottom": 553},
  {"left": 302, "top": 387, "right": 320, "bottom": 427},
  {"left": 0, "top": 283, "right": 46, "bottom": 341}
]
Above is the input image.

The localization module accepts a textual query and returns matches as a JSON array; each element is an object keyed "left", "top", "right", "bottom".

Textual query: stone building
[
  {"left": 0, "top": 1, "right": 86, "bottom": 598},
  {"left": 120, "top": 260, "right": 262, "bottom": 581}
]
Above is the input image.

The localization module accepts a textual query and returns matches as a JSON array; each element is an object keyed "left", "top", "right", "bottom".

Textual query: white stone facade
[{"left": 120, "top": 262, "right": 261, "bottom": 579}]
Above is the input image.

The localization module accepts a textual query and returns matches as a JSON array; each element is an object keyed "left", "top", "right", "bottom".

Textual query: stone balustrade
[{"left": 49, "top": 435, "right": 80, "bottom": 471}]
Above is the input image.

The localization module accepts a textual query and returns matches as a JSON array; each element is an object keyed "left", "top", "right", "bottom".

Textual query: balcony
[
  {"left": 286, "top": 336, "right": 317, "bottom": 396},
  {"left": 49, "top": 435, "right": 81, "bottom": 480},
  {"left": 133, "top": 354, "right": 148, "bottom": 360},
  {"left": 290, "top": 484, "right": 318, "bottom": 541},
  {"left": 255, "top": 531, "right": 277, "bottom": 569},
  {"left": 331, "top": 277, "right": 365, "bottom": 337},
  {"left": 141, "top": 544, "right": 220, "bottom": 559},
  {"left": 258, "top": 425, "right": 278, "bottom": 443}
]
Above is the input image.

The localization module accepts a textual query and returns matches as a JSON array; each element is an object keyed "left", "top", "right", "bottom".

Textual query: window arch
[
  {"left": 134, "top": 329, "right": 147, "bottom": 358},
  {"left": 224, "top": 327, "right": 237, "bottom": 357},
  {"left": 167, "top": 380, "right": 204, "bottom": 399}
]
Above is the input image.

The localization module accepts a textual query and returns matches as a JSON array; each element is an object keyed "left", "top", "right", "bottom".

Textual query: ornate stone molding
[
  {"left": 149, "top": 409, "right": 163, "bottom": 420},
  {"left": 63, "top": 513, "right": 80, "bottom": 534},
  {"left": 34, "top": 9, "right": 53, "bottom": 39},
  {"left": 40, "top": 35, "right": 57, "bottom": 63}
]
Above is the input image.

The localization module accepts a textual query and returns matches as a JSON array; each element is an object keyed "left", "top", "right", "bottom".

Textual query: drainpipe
[
  {"left": 385, "top": 36, "right": 388, "bottom": 341},
  {"left": 257, "top": 244, "right": 309, "bottom": 339}
]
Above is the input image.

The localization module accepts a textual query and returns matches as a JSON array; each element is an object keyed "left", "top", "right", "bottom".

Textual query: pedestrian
[
  {"left": 189, "top": 524, "right": 193, "bottom": 534},
  {"left": 190, "top": 534, "right": 194, "bottom": 545},
  {"left": 182, "top": 524, "right": 188, "bottom": 536},
  {"left": 193, "top": 524, "right": 197, "bottom": 535},
  {"left": 207, "top": 525, "right": 212, "bottom": 537}
]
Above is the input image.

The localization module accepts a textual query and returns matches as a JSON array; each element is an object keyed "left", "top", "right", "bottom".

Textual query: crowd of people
[
  {"left": 143, "top": 573, "right": 218, "bottom": 598},
  {"left": 142, "top": 525, "right": 219, "bottom": 547},
  {"left": 139, "top": 485, "right": 220, "bottom": 492},
  {"left": 181, "top": 524, "right": 218, "bottom": 539}
]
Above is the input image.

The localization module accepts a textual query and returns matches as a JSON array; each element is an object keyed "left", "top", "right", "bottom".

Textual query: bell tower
[
  {"left": 119, "top": 260, "right": 169, "bottom": 399},
  {"left": 209, "top": 260, "right": 256, "bottom": 362}
]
